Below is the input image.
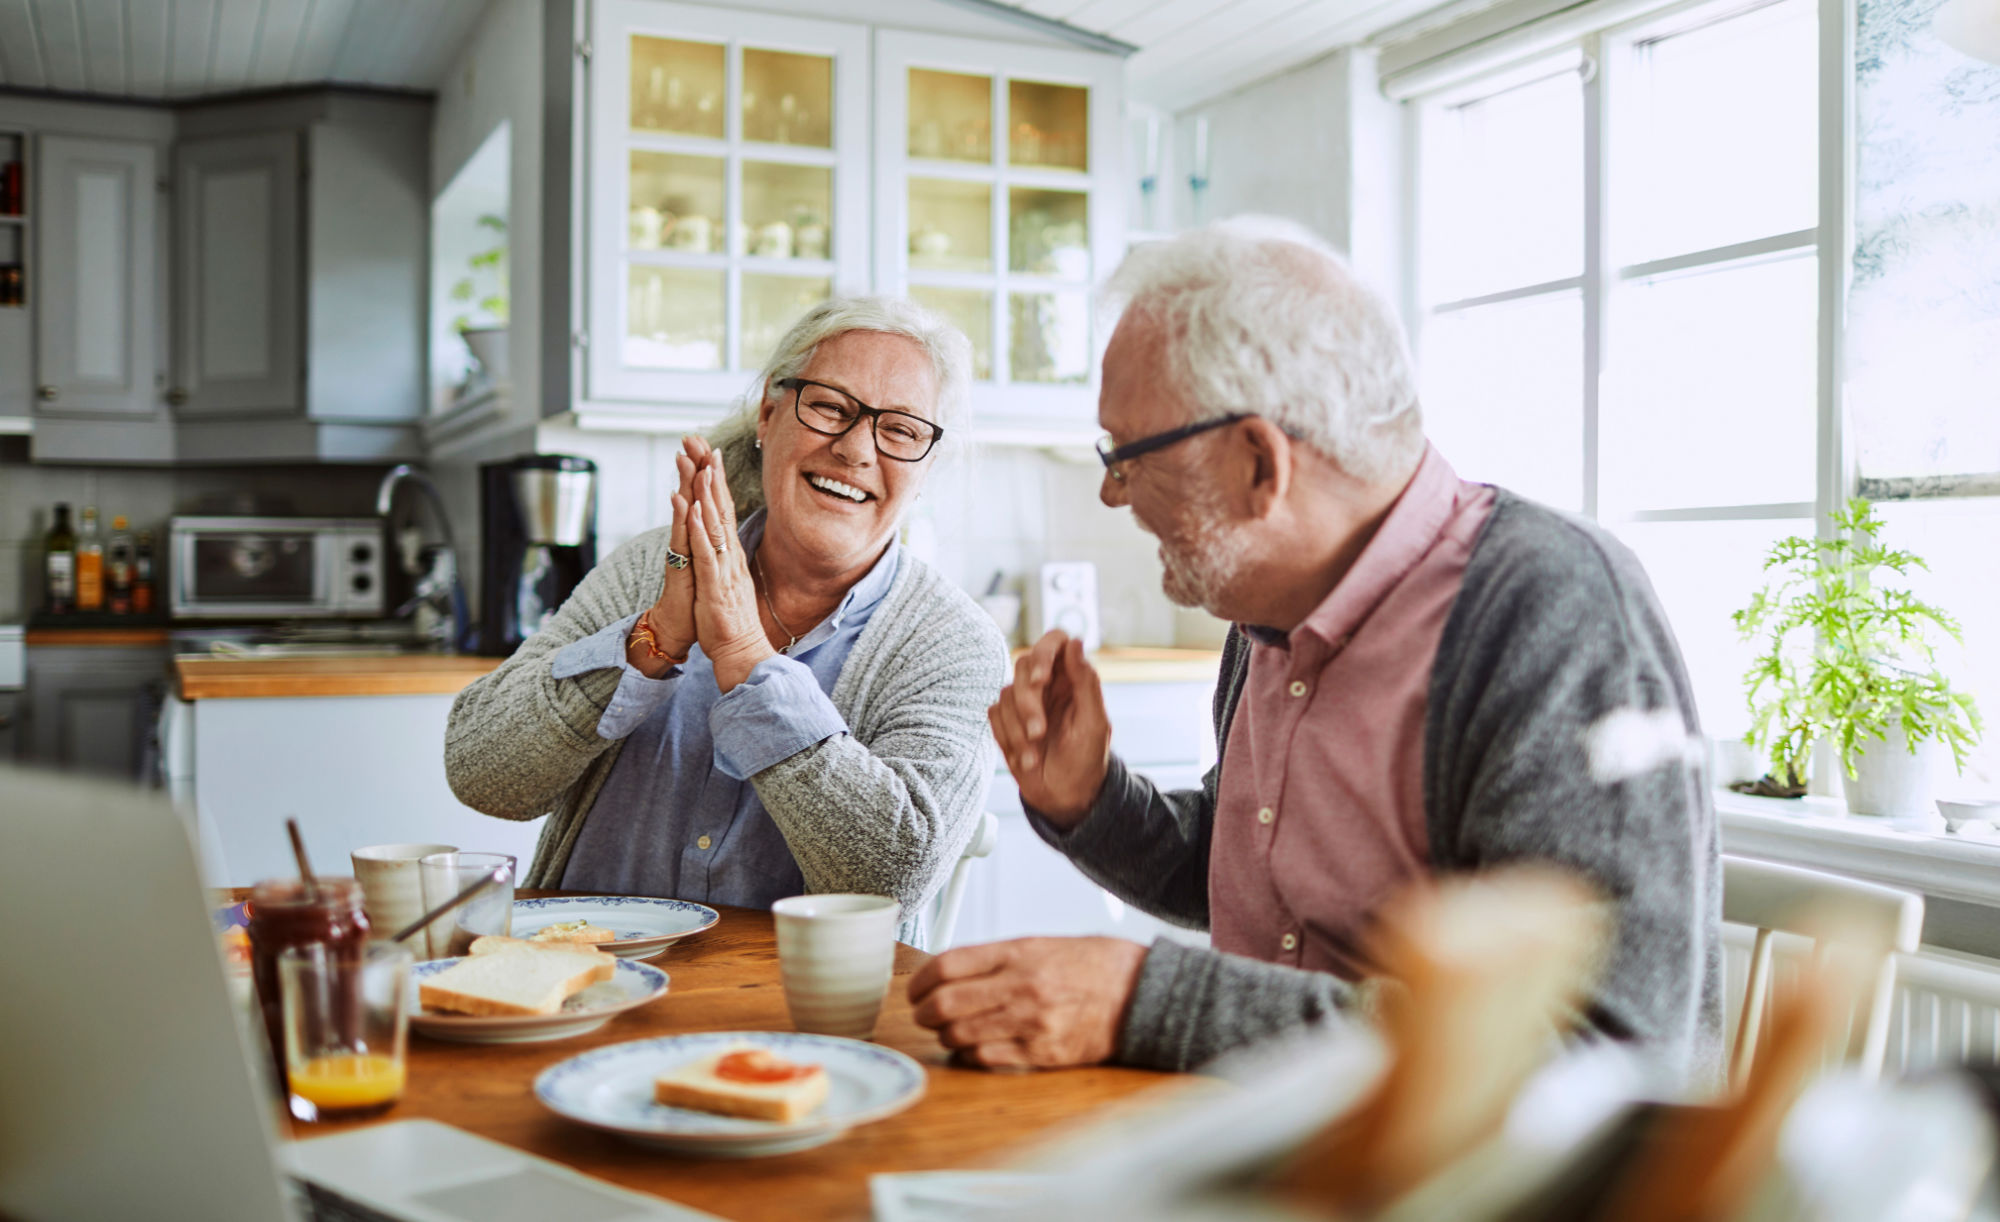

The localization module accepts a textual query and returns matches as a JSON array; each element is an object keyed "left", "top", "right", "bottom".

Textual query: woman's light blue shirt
[{"left": 548, "top": 510, "right": 902, "bottom": 905}]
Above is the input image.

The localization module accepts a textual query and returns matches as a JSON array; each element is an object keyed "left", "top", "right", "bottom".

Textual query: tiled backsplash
[{"left": 0, "top": 440, "right": 392, "bottom": 623}]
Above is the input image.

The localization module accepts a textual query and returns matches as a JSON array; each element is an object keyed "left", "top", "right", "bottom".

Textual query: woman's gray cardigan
[{"left": 443, "top": 524, "right": 1008, "bottom": 946}]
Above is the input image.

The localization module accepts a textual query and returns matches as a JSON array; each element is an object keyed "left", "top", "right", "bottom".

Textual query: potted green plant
[
  {"left": 451, "top": 213, "right": 508, "bottom": 383},
  {"left": 1732, "top": 499, "right": 1981, "bottom": 817}
]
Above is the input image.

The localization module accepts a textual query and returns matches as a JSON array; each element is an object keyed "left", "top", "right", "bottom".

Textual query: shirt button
[
  {"left": 1281, "top": 932, "right": 1298, "bottom": 951},
  {"left": 1288, "top": 680, "right": 1308, "bottom": 698},
  {"left": 1257, "top": 807, "right": 1275, "bottom": 825},
  {"left": 696, "top": 835, "right": 712, "bottom": 850}
]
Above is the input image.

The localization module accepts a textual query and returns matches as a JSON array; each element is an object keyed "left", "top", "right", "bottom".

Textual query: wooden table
[{"left": 266, "top": 895, "right": 1176, "bottom": 1222}]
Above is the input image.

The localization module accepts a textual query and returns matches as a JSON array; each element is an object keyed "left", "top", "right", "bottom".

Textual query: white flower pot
[
  {"left": 1841, "top": 724, "right": 1942, "bottom": 819},
  {"left": 461, "top": 326, "right": 509, "bottom": 382}
]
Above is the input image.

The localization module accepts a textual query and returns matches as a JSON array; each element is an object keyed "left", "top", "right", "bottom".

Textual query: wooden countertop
[
  {"left": 175, "top": 654, "right": 502, "bottom": 700},
  {"left": 25, "top": 627, "right": 172, "bottom": 647},
  {"left": 1012, "top": 645, "right": 1222, "bottom": 684}
]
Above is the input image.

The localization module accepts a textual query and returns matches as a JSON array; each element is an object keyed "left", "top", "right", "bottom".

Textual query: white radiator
[{"left": 1724, "top": 924, "right": 2000, "bottom": 1074}]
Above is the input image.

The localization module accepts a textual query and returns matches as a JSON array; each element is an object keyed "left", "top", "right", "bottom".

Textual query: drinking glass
[
  {"left": 280, "top": 941, "right": 412, "bottom": 1122},
  {"left": 418, "top": 851, "right": 516, "bottom": 959}
]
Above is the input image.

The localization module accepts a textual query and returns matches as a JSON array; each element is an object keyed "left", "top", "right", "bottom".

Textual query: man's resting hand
[{"left": 907, "top": 937, "right": 1147, "bottom": 1069}]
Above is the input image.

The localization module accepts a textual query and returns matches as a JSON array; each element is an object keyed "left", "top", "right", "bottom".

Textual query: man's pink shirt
[{"left": 1209, "top": 445, "right": 1496, "bottom": 979}]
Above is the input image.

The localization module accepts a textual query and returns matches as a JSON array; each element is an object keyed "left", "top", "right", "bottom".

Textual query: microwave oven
[{"left": 167, "top": 517, "right": 386, "bottom": 620}]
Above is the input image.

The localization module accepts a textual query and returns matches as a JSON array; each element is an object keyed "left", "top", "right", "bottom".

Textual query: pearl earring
[{"left": 754, "top": 438, "right": 763, "bottom": 451}]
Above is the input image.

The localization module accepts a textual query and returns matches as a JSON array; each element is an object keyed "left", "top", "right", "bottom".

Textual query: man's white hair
[
  {"left": 1102, "top": 216, "right": 1425, "bottom": 485},
  {"left": 709, "top": 294, "right": 973, "bottom": 512}
]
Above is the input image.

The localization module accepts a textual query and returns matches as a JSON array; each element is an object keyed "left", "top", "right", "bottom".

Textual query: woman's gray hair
[
  {"left": 1102, "top": 216, "right": 1425, "bottom": 486},
  {"left": 708, "top": 295, "right": 974, "bottom": 513}
]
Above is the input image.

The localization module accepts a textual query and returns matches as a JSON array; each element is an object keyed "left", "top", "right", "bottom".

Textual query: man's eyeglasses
[
  {"left": 1095, "top": 413, "right": 1252, "bottom": 483},
  {"left": 778, "top": 377, "right": 943, "bottom": 463}
]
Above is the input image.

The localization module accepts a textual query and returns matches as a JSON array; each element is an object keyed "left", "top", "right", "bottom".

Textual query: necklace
[{"left": 752, "top": 548, "right": 803, "bottom": 654}]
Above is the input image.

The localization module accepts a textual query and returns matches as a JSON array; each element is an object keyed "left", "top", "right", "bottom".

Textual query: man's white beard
[{"left": 1155, "top": 495, "right": 1247, "bottom": 614}]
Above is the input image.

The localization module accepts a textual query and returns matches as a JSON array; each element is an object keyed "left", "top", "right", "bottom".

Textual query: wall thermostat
[{"left": 1033, "top": 561, "right": 1101, "bottom": 652}]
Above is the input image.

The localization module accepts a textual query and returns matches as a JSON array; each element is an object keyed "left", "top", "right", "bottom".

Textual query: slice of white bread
[
  {"left": 654, "top": 1044, "right": 830, "bottom": 1124},
  {"left": 528, "top": 919, "right": 619, "bottom": 946},
  {"left": 420, "top": 946, "right": 617, "bottom": 1017}
]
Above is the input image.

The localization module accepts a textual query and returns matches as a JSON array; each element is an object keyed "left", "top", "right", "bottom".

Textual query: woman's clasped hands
[{"left": 626, "top": 436, "right": 775, "bottom": 692}]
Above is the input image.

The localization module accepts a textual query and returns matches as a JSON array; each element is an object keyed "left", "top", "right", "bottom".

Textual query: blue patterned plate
[
  {"left": 408, "top": 956, "right": 669, "bottom": 1044},
  {"left": 534, "top": 1032, "right": 928, "bottom": 1157},
  {"left": 511, "top": 896, "right": 720, "bottom": 960}
]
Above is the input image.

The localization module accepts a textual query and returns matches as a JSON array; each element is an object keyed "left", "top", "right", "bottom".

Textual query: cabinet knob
[
  {"left": 36, "top": 385, "right": 57, "bottom": 402},
  {"left": 165, "top": 388, "right": 188, "bottom": 407}
]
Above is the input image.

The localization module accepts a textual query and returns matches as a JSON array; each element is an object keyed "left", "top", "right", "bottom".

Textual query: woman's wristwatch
[{"left": 628, "top": 617, "right": 688, "bottom": 668}]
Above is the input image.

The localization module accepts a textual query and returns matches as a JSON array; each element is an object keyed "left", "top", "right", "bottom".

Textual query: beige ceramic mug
[
  {"left": 351, "top": 843, "right": 456, "bottom": 945},
  {"left": 771, "top": 894, "right": 901, "bottom": 1040}
]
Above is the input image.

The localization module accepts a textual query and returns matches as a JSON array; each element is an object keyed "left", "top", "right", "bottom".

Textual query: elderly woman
[{"left": 445, "top": 297, "right": 1006, "bottom": 946}]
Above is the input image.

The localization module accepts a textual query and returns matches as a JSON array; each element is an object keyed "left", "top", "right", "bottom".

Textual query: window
[{"left": 1414, "top": 0, "right": 1832, "bottom": 755}]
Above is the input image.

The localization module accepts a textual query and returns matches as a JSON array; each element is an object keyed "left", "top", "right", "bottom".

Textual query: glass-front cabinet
[
  {"left": 875, "top": 32, "right": 1123, "bottom": 433},
  {"left": 588, "top": 0, "right": 869, "bottom": 406}
]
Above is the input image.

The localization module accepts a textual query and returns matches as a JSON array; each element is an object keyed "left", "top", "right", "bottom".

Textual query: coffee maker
[{"left": 478, "top": 455, "right": 598, "bottom": 655}]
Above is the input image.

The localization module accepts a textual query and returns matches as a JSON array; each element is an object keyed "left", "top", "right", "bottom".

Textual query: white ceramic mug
[
  {"left": 351, "top": 843, "right": 457, "bottom": 944},
  {"left": 771, "top": 894, "right": 901, "bottom": 1040}
]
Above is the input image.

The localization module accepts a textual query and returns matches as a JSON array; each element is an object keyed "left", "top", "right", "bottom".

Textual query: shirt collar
[
  {"left": 738, "top": 508, "right": 902, "bottom": 639},
  {"left": 1282, "top": 443, "right": 1464, "bottom": 652}
]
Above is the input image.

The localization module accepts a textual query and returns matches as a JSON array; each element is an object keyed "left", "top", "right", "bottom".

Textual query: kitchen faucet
[{"left": 376, "top": 464, "right": 471, "bottom": 652}]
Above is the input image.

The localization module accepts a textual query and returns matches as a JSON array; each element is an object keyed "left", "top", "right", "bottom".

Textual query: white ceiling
[
  {"left": 0, "top": 0, "right": 488, "bottom": 100},
  {"left": 993, "top": 0, "right": 1453, "bottom": 110}
]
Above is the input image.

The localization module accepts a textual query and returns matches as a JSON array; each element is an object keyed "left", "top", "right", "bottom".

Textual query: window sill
[{"left": 1717, "top": 788, "right": 2000, "bottom": 909}]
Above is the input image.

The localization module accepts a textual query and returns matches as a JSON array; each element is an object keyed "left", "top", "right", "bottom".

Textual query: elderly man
[{"left": 909, "top": 217, "right": 1722, "bottom": 1083}]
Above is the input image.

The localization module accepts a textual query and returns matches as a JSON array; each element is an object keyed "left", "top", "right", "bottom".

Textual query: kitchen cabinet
[
  {"left": 584, "top": 0, "right": 871, "bottom": 409},
  {"left": 874, "top": 31, "right": 1123, "bottom": 438},
  {"left": 573, "top": 0, "right": 1122, "bottom": 439},
  {"left": 0, "top": 693, "right": 20, "bottom": 763},
  {"left": 171, "top": 92, "right": 431, "bottom": 463},
  {"left": 173, "top": 132, "right": 301, "bottom": 416},
  {"left": 32, "top": 136, "right": 160, "bottom": 419},
  {"left": 22, "top": 643, "right": 170, "bottom": 781}
]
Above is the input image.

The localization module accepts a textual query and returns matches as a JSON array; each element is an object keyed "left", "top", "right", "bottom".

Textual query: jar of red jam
[{"left": 247, "top": 877, "right": 369, "bottom": 1098}]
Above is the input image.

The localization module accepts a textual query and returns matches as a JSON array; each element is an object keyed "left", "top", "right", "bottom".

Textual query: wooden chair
[
  {"left": 930, "top": 810, "right": 1001, "bottom": 948},
  {"left": 1722, "top": 854, "right": 1923, "bottom": 1086}
]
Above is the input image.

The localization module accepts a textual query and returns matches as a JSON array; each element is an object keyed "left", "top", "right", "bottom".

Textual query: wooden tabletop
[
  {"left": 176, "top": 654, "right": 502, "bottom": 700},
  {"left": 270, "top": 897, "right": 1176, "bottom": 1221}
]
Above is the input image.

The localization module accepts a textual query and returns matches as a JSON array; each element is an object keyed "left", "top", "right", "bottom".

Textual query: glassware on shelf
[
  {"left": 630, "top": 36, "right": 725, "bottom": 139},
  {"left": 910, "top": 286, "right": 993, "bottom": 380},
  {"left": 908, "top": 68, "right": 993, "bottom": 162},
  {"left": 629, "top": 152, "right": 725, "bottom": 253},
  {"left": 908, "top": 178, "right": 992, "bottom": 272},
  {"left": 741, "top": 274, "right": 832, "bottom": 368},
  {"left": 1008, "top": 80, "right": 1088, "bottom": 171},
  {"left": 1010, "top": 291, "right": 1090, "bottom": 384},
  {"left": 626, "top": 266, "right": 725, "bottom": 370},
  {"left": 743, "top": 48, "right": 833, "bottom": 147},
  {"left": 741, "top": 161, "right": 833, "bottom": 261},
  {"left": 1008, "top": 187, "right": 1089, "bottom": 278}
]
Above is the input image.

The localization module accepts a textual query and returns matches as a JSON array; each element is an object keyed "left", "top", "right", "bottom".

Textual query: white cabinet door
[
  {"left": 33, "top": 136, "right": 157, "bottom": 416},
  {"left": 174, "top": 133, "right": 301, "bottom": 416},
  {"left": 585, "top": 0, "right": 869, "bottom": 412},
  {"left": 874, "top": 30, "right": 1124, "bottom": 441}
]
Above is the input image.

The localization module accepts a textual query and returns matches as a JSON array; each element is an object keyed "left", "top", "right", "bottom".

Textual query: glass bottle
[
  {"left": 44, "top": 503, "right": 75, "bottom": 614},
  {"left": 133, "top": 530, "right": 156, "bottom": 615},
  {"left": 106, "top": 515, "right": 135, "bottom": 614},
  {"left": 74, "top": 506, "right": 103, "bottom": 612}
]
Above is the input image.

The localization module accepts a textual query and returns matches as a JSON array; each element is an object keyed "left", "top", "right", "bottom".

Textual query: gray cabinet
[
  {"left": 174, "top": 132, "right": 301, "bottom": 416},
  {"left": 0, "top": 693, "right": 20, "bottom": 764},
  {"left": 21, "top": 644, "right": 170, "bottom": 781},
  {"left": 32, "top": 136, "right": 160, "bottom": 417}
]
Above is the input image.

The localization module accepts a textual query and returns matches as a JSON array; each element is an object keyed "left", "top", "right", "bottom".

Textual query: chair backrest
[
  {"left": 930, "top": 810, "right": 1001, "bottom": 949},
  {"left": 1721, "top": 854, "right": 1923, "bottom": 1086}
]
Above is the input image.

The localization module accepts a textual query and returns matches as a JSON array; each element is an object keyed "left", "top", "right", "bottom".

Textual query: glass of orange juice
[{"left": 279, "top": 941, "right": 412, "bottom": 1122}]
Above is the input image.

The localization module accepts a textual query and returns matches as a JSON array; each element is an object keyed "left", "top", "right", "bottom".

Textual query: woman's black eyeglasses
[
  {"left": 778, "top": 377, "right": 943, "bottom": 463},
  {"left": 1095, "top": 413, "right": 1251, "bottom": 482}
]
